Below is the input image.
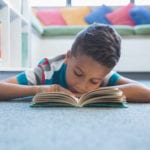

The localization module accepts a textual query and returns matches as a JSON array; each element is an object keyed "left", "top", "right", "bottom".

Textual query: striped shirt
[{"left": 17, "top": 54, "right": 120, "bottom": 88}]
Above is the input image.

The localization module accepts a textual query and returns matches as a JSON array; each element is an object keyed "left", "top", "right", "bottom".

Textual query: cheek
[
  {"left": 66, "top": 75, "right": 74, "bottom": 85},
  {"left": 65, "top": 69, "right": 77, "bottom": 86}
]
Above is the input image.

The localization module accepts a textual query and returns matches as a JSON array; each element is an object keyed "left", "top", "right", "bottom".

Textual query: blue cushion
[
  {"left": 129, "top": 6, "right": 150, "bottom": 25},
  {"left": 84, "top": 4, "right": 112, "bottom": 24}
]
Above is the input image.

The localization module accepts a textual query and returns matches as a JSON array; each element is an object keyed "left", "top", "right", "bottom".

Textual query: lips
[{"left": 70, "top": 88, "right": 78, "bottom": 93}]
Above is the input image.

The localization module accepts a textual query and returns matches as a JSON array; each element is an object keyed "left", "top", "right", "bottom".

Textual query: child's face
[{"left": 65, "top": 51, "right": 112, "bottom": 95}]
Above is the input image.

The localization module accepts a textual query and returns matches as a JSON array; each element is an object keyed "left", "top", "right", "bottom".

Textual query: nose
[{"left": 76, "top": 80, "right": 89, "bottom": 93}]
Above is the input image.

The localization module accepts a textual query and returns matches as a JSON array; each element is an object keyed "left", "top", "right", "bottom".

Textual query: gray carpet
[{"left": 0, "top": 71, "right": 150, "bottom": 150}]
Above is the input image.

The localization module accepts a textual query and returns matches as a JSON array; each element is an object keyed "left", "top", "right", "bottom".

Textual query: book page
[
  {"left": 79, "top": 95, "right": 126, "bottom": 106},
  {"left": 32, "top": 92, "right": 79, "bottom": 106},
  {"left": 78, "top": 87, "right": 124, "bottom": 105}
]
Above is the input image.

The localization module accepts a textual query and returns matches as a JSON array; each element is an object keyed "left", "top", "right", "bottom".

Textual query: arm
[
  {"left": 0, "top": 82, "right": 37, "bottom": 100},
  {"left": 0, "top": 77, "right": 74, "bottom": 100},
  {"left": 115, "top": 76, "right": 150, "bottom": 102}
]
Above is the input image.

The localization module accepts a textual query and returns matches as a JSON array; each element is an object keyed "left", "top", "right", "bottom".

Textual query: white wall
[
  {"left": 31, "top": 33, "right": 74, "bottom": 67},
  {"left": 31, "top": 33, "right": 150, "bottom": 72}
]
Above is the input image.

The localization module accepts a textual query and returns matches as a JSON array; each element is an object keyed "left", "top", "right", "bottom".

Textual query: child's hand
[{"left": 37, "top": 84, "right": 75, "bottom": 97}]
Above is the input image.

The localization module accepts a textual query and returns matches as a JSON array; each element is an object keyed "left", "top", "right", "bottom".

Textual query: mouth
[{"left": 70, "top": 88, "right": 78, "bottom": 93}]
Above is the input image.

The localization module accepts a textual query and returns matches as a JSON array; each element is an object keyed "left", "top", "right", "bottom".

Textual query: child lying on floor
[{"left": 0, "top": 23, "right": 150, "bottom": 102}]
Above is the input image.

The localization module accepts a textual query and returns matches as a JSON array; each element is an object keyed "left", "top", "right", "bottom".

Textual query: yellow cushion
[{"left": 60, "top": 7, "right": 90, "bottom": 25}]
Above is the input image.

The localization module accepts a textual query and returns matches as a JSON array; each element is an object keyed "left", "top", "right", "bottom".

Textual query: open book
[{"left": 31, "top": 87, "right": 127, "bottom": 108}]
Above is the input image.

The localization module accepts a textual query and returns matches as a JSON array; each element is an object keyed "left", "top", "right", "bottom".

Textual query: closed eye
[
  {"left": 90, "top": 79, "right": 101, "bottom": 85},
  {"left": 91, "top": 81, "right": 99, "bottom": 85},
  {"left": 74, "top": 70, "right": 83, "bottom": 77}
]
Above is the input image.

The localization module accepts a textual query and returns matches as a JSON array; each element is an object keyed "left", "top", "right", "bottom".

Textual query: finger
[{"left": 57, "top": 85, "right": 75, "bottom": 96}]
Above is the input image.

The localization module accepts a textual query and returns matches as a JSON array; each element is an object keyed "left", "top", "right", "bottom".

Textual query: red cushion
[
  {"left": 106, "top": 3, "right": 135, "bottom": 26},
  {"left": 36, "top": 9, "right": 66, "bottom": 26}
]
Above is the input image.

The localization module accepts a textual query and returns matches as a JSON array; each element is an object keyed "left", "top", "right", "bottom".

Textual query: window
[
  {"left": 29, "top": 0, "right": 66, "bottom": 6},
  {"left": 29, "top": 0, "right": 150, "bottom": 6},
  {"left": 71, "top": 0, "right": 130, "bottom": 6},
  {"left": 135, "top": 0, "right": 150, "bottom": 5}
]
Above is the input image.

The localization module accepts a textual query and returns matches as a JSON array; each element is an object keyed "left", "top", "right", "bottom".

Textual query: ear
[{"left": 64, "top": 50, "right": 71, "bottom": 64}]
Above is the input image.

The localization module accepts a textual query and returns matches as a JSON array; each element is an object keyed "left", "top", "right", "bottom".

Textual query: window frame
[{"left": 67, "top": 0, "right": 135, "bottom": 6}]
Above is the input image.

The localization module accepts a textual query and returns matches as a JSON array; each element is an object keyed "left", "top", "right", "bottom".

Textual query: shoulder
[
  {"left": 38, "top": 54, "right": 66, "bottom": 64},
  {"left": 37, "top": 54, "right": 66, "bottom": 71},
  {"left": 102, "top": 71, "right": 121, "bottom": 86},
  {"left": 16, "top": 54, "right": 66, "bottom": 85}
]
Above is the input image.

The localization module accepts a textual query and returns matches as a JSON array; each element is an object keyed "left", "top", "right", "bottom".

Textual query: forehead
[{"left": 70, "top": 54, "right": 111, "bottom": 78}]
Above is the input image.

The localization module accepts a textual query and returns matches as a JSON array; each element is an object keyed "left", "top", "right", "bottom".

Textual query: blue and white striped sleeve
[
  {"left": 16, "top": 69, "right": 39, "bottom": 85},
  {"left": 16, "top": 58, "right": 50, "bottom": 85}
]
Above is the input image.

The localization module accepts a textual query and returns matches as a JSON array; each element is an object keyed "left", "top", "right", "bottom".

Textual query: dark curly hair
[{"left": 71, "top": 23, "right": 121, "bottom": 68}]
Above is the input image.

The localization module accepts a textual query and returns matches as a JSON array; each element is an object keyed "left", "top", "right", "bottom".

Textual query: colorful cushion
[
  {"left": 106, "top": 3, "right": 135, "bottom": 26},
  {"left": 36, "top": 9, "right": 66, "bottom": 26},
  {"left": 60, "top": 7, "right": 90, "bottom": 25},
  {"left": 129, "top": 6, "right": 150, "bottom": 25},
  {"left": 84, "top": 4, "right": 112, "bottom": 24}
]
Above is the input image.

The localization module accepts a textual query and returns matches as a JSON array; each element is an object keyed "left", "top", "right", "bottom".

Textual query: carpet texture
[{"left": 0, "top": 71, "right": 150, "bottom": 150}]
